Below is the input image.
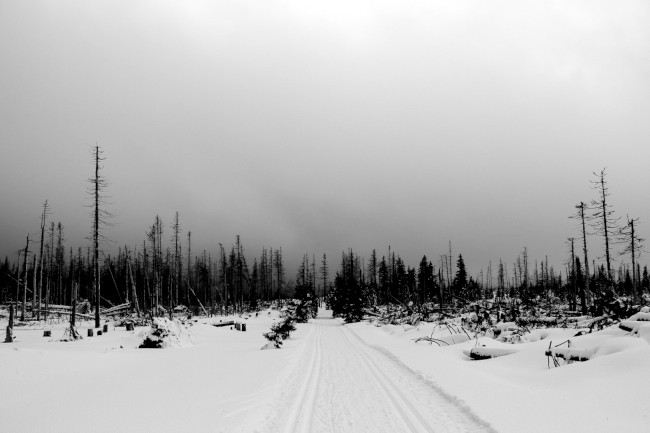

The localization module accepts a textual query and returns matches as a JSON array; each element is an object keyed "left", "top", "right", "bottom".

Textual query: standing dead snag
[
  {"left": 620, "top": 216, "right": 644, "bottom": 300},
  {"left": 36, "top": 200, "right": 49, "bottom": 321},
  {"left": 20, "top": 234, "right": 30, "bottom": 322},
  {"left": 590, "top": 168, "right": 620, "bottom": 283},
  {"left": 89, "top": 145, "right": 110, "bottom": 329},
  {"left": 571, "top": 202, "right": 590, "bottom": 314}
]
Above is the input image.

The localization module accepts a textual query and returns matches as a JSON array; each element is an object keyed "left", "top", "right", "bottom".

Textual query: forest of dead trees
[{"left": 1, "top": 151, "right": 648, "bottom": 323}]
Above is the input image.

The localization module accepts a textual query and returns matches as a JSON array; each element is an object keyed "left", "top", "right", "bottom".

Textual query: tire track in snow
[{"left": 282, "top": 324, "right": 323, "bottom": 433}]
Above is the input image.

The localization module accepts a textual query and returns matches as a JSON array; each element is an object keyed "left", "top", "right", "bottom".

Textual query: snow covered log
[
  {"left": 619, "top": 320, "right": 650, "bottom": 334},
  {"left": 545, "top": 347, "right": 596, "bottom": 362},
  {"left": 213, "top": 321, "right": 235, "bottom": 328},
  {"left": 100, "top": 303, "right": 131, "bottom": 316},
  {"left": 626, "top": 312, "right": 650, "bottom": 322},
  {"left": 466, "top": 346, "right": 519, "bottom": 360},
  {"left": 575, "top": 315, "right": 610, "bottom": 330},
  {"left": 362, "top": 309, "right": 381, "bottom": 317},
  {"left": 40, "top": 309, "right": 94, "bottom": 320}
]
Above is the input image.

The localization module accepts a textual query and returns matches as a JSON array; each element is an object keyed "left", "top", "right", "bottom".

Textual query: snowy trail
[{"left": 263, "top": 315, "right": 495, "bottom": 433}]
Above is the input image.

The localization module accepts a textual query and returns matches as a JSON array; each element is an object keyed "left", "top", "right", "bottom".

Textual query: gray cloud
[{"left": 1, "top": 0, "right": 649, "bottom": 277}]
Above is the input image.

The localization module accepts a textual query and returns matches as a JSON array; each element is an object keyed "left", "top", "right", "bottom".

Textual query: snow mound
[
  {"left": 627, "top": 311, "right": 650, "bottom": 321},
  {"left": 139, "top": 318, "right": 193, "bottom": 348}
]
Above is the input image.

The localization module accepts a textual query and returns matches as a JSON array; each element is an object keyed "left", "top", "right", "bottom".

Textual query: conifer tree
[{"left": 452, "top": 254, "right": 467, "bottom": 297}]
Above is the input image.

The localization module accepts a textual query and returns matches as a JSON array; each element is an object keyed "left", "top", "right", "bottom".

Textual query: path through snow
[{"left": 259, "top": 313, "right": 495, "bottom": 433}]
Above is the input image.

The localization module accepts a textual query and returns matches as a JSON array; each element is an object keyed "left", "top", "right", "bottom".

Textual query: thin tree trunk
[
  {"left": 21, "top": 235, "right": 29, "bottom": 321},
  {"left": 579, "top": 202, "right": 589, "bottom": 314}
]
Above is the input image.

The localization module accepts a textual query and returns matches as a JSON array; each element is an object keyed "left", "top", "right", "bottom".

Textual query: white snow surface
[{"left": 2, "top": 309, "right": 649, "bottom": 432}]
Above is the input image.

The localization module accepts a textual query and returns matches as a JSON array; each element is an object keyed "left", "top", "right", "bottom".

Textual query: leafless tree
[
  {"left": 20, "top": 235, "right": 30, "bottom": 321},
  {"left": 590, "top": 168, "right": 620, "bottom": 282},
  {"left": 571, "top": 202, "right": 590, "bottom": 313},
  {"left": 171, "top": 212, "right": 182, "bottom": 305},
  {"left": 88, "top": 145, "right": 111, "bottom": 328},
  {"left": 620, "top": 216, "right": 644, "bottom": 299},
  {"left": 36, "top": 200, "right": 49, "bottom": 320}
]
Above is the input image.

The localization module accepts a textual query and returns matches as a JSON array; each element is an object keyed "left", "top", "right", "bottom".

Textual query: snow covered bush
[{"left": 139, "top": 317, "right": 192, "bottom": 348}]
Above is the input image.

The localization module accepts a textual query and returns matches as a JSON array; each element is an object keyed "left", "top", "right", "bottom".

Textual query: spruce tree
[{"left": 452, "top": 254, "right": 468, "bottom": 297}]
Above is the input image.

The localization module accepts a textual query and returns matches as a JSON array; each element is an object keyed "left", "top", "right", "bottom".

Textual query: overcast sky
[{"left": 1, "top": 0, "right": 649, "bottom": 280}]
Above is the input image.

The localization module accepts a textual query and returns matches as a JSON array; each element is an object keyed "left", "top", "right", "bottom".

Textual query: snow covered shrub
[
  {"left": 139, "top": 317, "right": 192, "bottom": 348},
  {"left": 262, "top": 317, "right": 296, "bottom": 349},
  {"left": 293, "top": 297, "right": 318, "bottom": 323}
]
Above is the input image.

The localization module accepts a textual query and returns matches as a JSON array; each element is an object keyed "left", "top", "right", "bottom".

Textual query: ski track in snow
[
  {"left": 263, "top": 316, "right": 495, "bottom": 433},
  {"left": 283, "top": 323, "right": 323, "bottom": 433}
]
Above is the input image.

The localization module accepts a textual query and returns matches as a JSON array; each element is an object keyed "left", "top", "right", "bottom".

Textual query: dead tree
[
  {"left": 620, "top": 216, "right": 644, "bottom": 300},
  {"left": 89, "top": 145, "right": 110, "bottom": 329},
  {"left": 21, "top": 235, "right": 30, "bottom": 321},
  {"left": 571, "top": 203, "right": 590, "bottom": 314},
  {"left": 567, "top": 238, "right": 576, "bottom": 311},
  {"left": 171, "top": 212, "right": 182, "bottom": 306},
  {"left": 36, "top": 200, "right": 49, "bottom": 320},
  {"left": 590, "top": 168, "right": 620, "bottom": 282},
  {"left": 147, "top": 215, "right": 163, "bottom": 314},
  {"left": 320, "top": 253, "right": 329, "bottom": 306},
  {"left": 186, "top": 231, "right": 192, "bottom": 305}
]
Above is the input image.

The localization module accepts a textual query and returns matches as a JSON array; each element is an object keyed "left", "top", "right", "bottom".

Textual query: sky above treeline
[{"left": 1, "top": 0, "right": 649, "bottom": 281}]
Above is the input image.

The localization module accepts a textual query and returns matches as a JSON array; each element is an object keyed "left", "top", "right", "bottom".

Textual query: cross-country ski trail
[{"left": 257, "top": 312, "right": 496, "bottom": 433}]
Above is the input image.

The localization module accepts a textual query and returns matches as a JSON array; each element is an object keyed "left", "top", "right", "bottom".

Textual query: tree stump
[
  {"left": 5, "top": 305, "right": 14, "bottom": 343},
  {"left": 97, "top": 330, "right": 103, "bottom": 336},
  {"left": 126, "top": 323, "right": 134, "bottom": 331},
  {"left": 241, "top": 323, "right": 247, "bottom": 332},
  {"left": 88, "top": 329, "right": 94, "bottom": 337},
  {"left": 43, "top": 330, "right": 51, "bottom": 337},
  {"left": 103, "top": 324, "right": 108, "bottom": 333}
]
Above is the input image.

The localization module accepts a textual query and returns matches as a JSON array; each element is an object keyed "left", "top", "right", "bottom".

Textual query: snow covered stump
[{"left": 139, "top": 318, "right": 193, "bottom": 349}]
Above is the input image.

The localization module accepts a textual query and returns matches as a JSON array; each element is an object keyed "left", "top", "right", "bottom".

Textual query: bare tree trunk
[
  {"left": 15, "top": 251, "right": 21, "bottom": 312},
  {"left": 37, "top": 201, "right": 48, "bottom": 321},
  {"left": 31, "top": 255, "right": 37, "bottom": 318},
  {"left": 569, "top": 237, "right": 576, "bottom": 311},
  {"left": 93, "top": 147, "right": 101, "bottom": 329},
  {"left": 127, "top": 256, "right": 140, "bottom": 316},
  {"left": 187, "top": 231, "right": 191, "bottom": 306},
  {"left": 578, "top": 202, "right": 589, "bottom": 314},
  {"left": 21, "top": 235, "right": 29, "bottom": 321}
]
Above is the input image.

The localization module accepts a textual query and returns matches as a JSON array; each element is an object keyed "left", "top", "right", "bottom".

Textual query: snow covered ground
[{"left": 1, "top": 309, "right": 649, "bottom": 432}]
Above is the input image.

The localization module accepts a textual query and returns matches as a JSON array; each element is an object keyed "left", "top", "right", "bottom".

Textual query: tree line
[{"left": 1, "top": 150, "right": 647, "bottom": 321}]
